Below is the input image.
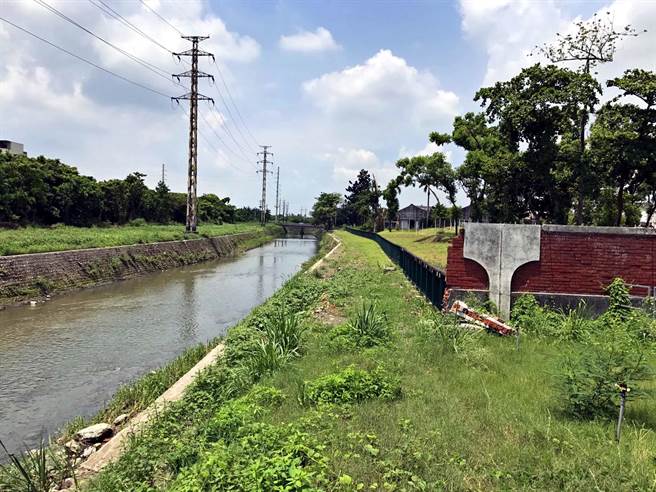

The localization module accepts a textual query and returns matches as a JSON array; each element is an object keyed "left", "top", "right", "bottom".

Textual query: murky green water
[{"left": 0, "top": 238, "right": 317, "bottom": 454}]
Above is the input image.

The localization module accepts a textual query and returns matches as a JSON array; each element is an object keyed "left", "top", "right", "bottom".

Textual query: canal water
[{"left": 0, "top": 238, "right": 317, "bottom": 454}]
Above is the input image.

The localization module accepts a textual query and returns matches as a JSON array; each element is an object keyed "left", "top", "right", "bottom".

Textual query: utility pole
[
  {"left": 274, "top": 166, "right": 280, "bottom": 222},
  {"left": 257, "top": 145, "right": 273, "bottom": 225},
  {"left": 172, "top": 36, "right": 214, "bottom": 233},
  {"left": 161, "top": 163, "right": 166, "bottom": 185}
]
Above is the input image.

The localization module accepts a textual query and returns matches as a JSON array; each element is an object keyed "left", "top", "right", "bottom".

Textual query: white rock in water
[
  {"left": 75, "top": 423, "right": 113, "bottom": 443},
  {"left": 112, "top": 413, "right": 129, "bottom": 426}
]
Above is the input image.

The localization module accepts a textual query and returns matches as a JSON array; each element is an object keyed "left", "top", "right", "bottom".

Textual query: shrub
[
  {"left": 263, "top": 311, "right": 307, "bottom": 357},
  {"left": 301, "top": 366, "right": 402, "bottom": 406},
  {"left": 248, "top": 311, "right": 308, "bottom": 375},
  {"left": 560, "top": 346, "right": 651, "bottom": 419},
  {"left": 604, "top": 277, "right": 632, "bottom": 322},
  {"left": 128, "top": 218, "right": 147, "bottom": 227},
  {"left": 559, "top": 313, "right": 653, "bottom": 419},
  {"left": 511, "top": 294, "right": 562, "bottom": 339},
  {"left": 345, "top": 301, "right": 390, "bottom": 348}
]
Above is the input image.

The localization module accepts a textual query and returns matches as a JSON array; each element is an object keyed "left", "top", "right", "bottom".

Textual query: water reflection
[{"left": 0, "top": 238, "right": 317, "bottom": 454}]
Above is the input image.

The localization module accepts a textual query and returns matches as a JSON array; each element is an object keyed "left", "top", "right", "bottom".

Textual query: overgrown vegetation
[
  {"left": 5, "top": 232, "right": 655, "bottom": 490},
  {"left": 511, "top": 279, "right": 655, "bottom": 420},
  {"left": 0, "top": 223, "right": 262, "bottom": 256}
]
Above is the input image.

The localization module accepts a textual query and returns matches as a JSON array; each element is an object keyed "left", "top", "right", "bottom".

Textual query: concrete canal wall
[{"left": 0, "top": 232, "right": 265, "bottom": 306}]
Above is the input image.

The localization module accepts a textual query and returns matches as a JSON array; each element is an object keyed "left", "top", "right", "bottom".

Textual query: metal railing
[{"left": 345, "top": 227, "right": 447, "bottom": 309}]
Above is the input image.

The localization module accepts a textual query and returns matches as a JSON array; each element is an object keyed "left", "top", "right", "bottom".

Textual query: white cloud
[
  {"left": 322, "top": 147, "right": 398, "bottom": 188},
  {"left": 279, "top": 27, "right": 340, "bottom": 53},
  {"left": 0, "top": 0, "right": 260, "bottom": 199},
  {"left": 459, "top": 0, "right": 656, "bottom": 88},
  {"left": 303, "top": 49, "right": 459, "bottom": 128}
]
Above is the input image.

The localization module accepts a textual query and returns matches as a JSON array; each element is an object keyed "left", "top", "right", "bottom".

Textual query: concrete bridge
[{"left": 281, "top": 223, "right": 324, "bottom": 238}]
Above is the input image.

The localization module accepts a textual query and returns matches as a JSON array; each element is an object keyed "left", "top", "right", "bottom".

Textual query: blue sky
[{"left": 1, "top": 0, "right": 654, "bottom": 214}]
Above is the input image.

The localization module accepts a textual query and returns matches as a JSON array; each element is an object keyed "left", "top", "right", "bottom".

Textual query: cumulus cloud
[
  {"left": 303, "top": 49, "right": 459, "bottom": 127},
  {"left": 279, "top": 27, "right": 340, "bottom": 53},
  {"left": 0, "top": 0, "right": 260, "bottom": 197},
  {"left": 459, "top": 0, "right": 656, "bottom": 88}
]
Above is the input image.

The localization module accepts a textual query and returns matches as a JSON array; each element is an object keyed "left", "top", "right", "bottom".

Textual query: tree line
[
  {"left": 311, "top": 15, "right": 655, "bottom": 229},
  {"left": 0, "top": 153, "right": 257, "bottom": 227}
]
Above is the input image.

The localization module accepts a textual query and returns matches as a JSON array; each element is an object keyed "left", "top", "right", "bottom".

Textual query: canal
[{"left": 0, "top": 238, "right": 317, "bottom": 454}]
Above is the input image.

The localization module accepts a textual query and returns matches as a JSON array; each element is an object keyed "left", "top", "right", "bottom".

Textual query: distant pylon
[{"left": 257, "top": 145, "right": 273, "bottom": 225}]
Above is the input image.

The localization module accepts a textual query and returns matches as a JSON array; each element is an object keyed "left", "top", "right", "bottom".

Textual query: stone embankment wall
[
  {"left": 0, "top": 232, "right": 260, "bottom": 306},
  {"left": 446, "top": 224, "right": 656, "bottom": 313}
]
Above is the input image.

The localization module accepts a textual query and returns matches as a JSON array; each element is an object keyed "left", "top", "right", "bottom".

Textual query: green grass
[
  {"left": 0, "top": 223, "right": 262, "bottom": 256},
  {"left": 39, "top": 231, "right": 656, "bottom": 491},
  {"left": 378, "top": 227, "right": 455, "bottom": 268}
]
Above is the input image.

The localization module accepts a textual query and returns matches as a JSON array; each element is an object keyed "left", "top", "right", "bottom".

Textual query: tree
[
  {"left": 395, "top": 152, "right": 456, "bottom": 212},
  {"left": 198, "top": 194, "right": 235, "bottom": 224},
  {"left": 344, "top": 169, "right": 378, "bottom": 227},
  {"left": 311, "top": 192, "right": 341, "bottom": 229},
  {"left": 476, "top": 63, "right": 601, "bottom": 223},
  {"left": 589, "top": 69, "right": 656, "bottom": 225},
  {"left": 382, "top": 178, "right": 401, "bottom": 231},
  {"left": 431, "top": 112, "right": 515, "bottom": 222},
  {"left": 535, "top": 12, "right": 644, "bottom": 223}
]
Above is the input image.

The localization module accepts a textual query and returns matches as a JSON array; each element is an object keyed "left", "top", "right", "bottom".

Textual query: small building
[
  {"left": 0, "top": 140, "right": 26, "bottom": 156},
  {"left": 397, "top": 204, "right": 431, "bottom": 230}
]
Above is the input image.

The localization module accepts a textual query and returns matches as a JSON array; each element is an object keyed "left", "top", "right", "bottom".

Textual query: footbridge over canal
[{"left": 281, "top": 223, "right": 324, "bottom": 238}]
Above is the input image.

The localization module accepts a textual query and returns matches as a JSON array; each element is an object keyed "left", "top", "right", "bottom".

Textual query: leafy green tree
[
  {"left": 476, "top": 63, "right": 601, "bottom": 223},
  {"left": 590, "top": 69, "right": 656, "bottom": 225},
  {"left": 382, "top": 178, "right": 401, "bottom": 231},
  {"left": 311, "top": 192, "right": 341, "bottom": 229},
  {"left": 198, "top": 194, "right": 235, "bottom": 224},
  {"left": 535, "top": 12, "right": 644, "bottom": 223},
  {"left": 344, "top": 169, "right": 378, "bottom": 227},
  {"left": 394, "top": 152, "right": 456, "bottom": 219}
]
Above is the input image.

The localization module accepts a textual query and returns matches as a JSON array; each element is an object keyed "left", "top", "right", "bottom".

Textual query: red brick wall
[
  {"left": 447, "top": 229, "right": 656, "bottom": 296},
  {"left": 446, "top": 234, "right": 488, "bottom": 290}
]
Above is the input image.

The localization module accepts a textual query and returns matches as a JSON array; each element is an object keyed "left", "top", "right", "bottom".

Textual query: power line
[
  {"left": 208, "top": 105, "right": 255, "bottom": 161},
  {"left": 88, "top": 0, "right": 175, "bottom": 54},
  {"left": 212, "top": 60, "right": 260, "bottom": 148},
  {"left": 139, "top": 0, "right": 183, "bottom": 36},
  {"left": 34, "top": 0, "right": 174, "bottom": 84},
  {"left": 174, "top": 104, "right": 253, "bottom": 177},
  {"left": 0, "top": 15, "right": 170, "bottom": 98},
  {"left": 132, "top": 0, "right": 260, "bottom": 150},
  {"left": 202, "top": 110, "right": 256, "bottom": 169}
]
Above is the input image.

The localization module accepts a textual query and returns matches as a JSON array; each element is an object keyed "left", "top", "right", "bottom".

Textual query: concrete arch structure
[{"left": 462, "top": 223, "right": 541, "bottom": 319}]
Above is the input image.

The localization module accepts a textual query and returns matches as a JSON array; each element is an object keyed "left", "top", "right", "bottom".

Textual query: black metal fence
[{"left": 345, "top": 228, "right": 447, "bottom": 309}]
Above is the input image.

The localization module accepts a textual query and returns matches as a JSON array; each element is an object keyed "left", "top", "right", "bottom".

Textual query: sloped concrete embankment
[{"left": 0, "top": 232, "right": 262, "bottom": 306}]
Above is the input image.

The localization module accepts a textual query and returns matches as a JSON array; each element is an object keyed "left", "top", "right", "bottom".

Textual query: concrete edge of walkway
[
  {"left": 78, "top": 342, "right": 225, "bottom": 479},
  {"left": 307, "top": 233, "right": 342, "bottom": 274},
  {"left": 77, "top": 236, "right": 338, "bottom": 481}
]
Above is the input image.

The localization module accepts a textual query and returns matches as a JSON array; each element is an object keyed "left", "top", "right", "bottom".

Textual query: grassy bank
[
  {"left": 378, "top": 227, "right": 455, "bottom": 268},
  {"left": 4, "top": 231, "right": 655, "bottom": 490},
  {"left": 0, "top": 223, "right": 261, "bottom": 256}
]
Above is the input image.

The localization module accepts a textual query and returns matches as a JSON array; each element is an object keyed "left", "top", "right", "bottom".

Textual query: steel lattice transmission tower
[
  {"left": 257, "top": 145, "right": 273, "bottom": 225},
  {"left": 172, "top": 36, "right": 214, "bottom": 233}
]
